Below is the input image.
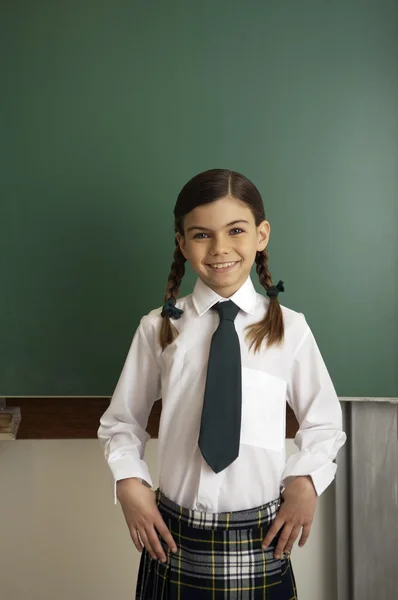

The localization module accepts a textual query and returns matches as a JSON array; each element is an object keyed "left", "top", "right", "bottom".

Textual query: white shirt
[{"left": 98, "top": 277, "right": 346, "bottom": 512}]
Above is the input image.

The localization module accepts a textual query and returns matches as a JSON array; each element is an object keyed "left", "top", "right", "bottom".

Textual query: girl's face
[{"left": 176, "top": 195, "right": 270, "bottom": 298}]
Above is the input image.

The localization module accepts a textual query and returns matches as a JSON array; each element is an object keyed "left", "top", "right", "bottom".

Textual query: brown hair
[{"left": 160, "top": 169, "right": 284, "bottom": 351}]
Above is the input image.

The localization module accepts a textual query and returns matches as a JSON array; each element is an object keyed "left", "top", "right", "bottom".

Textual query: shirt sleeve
[
  {"left": 281, "top": 317, "right": 347, "bottom": 496},
  {"left": 97, "top": 316, "right": 161, "bottom": 504}
]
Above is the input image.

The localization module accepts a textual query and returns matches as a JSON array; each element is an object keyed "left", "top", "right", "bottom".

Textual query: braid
[
  {"left": 245, "top": 249, "right": 285, "bottom": 352},
  {"left": 160, "top": 243, "right": 186, "bottom": 350},
  {"left": 255, "top": 248, "right": 273, "bottom": 290}
]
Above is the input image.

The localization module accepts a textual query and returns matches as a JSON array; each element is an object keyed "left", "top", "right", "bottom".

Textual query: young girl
[{"left": 98, "top": 169, "right": 346, "bottom": 599}]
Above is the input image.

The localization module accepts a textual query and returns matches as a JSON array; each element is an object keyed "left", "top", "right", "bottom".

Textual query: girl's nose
[{"left": 209, "top": 235, "right": 231, "bottom": 255}]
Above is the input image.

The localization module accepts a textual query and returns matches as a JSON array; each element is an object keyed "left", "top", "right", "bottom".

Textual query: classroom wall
[{"left": 0, "top": 439, "right": 337, "bottom": 600}]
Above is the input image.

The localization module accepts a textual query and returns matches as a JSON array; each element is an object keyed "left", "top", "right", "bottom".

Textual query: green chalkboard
[{"left": 1, "top": 0, "right": 397, "bottom": 396}]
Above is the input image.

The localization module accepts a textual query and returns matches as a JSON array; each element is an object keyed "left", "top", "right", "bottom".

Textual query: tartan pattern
[{"left": 136, "top": 491, "right": 298, "bottom": 599}]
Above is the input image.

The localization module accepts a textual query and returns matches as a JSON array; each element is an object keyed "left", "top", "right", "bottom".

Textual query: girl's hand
[
  {"left": 116, "top": 478, "right": 178, "bottom": 562},
  {"left": 262, "top": 476, "right": 318, "bottom": 558}
]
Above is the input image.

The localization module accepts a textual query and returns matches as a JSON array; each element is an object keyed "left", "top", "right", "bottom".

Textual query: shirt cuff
[
  {"left": 108, "top": 456, "right": 153, "bottom": 505},
  {"left": 281, "top": 452, "right": 338, "bottom": 497}
]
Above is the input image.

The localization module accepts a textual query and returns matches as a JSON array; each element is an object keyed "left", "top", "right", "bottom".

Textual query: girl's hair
[{"left": 160, "top": 169, "right": 284, "bottom": 351}]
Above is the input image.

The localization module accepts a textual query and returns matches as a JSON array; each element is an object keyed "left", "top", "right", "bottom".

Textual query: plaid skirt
[{"left": 136, "top": 491, "right": 298, "bottom": 599}]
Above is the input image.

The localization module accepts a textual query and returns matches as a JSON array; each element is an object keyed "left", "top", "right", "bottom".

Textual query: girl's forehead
[{"left": 183, "top": 196, "right": 256, "bottom": 228}]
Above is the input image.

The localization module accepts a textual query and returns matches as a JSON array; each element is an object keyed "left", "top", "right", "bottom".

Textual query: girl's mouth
[{"left": 207, "top": 261, "right": 240, "bottom": 273}]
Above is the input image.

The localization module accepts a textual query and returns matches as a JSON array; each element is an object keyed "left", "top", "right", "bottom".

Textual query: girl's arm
[
  {"left": 263, "top": 319, "right": 346, "bottom": 558},
  {"left": 98, "top": 315, "right": 160, "bottom": 504},
  {"left": 282, "top": 318, "right": 347, "bottom": 496}
]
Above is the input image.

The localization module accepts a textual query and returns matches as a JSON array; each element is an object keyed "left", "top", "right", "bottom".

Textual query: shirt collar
[{"left": 192, "top": 276, "right": 258, "bottom": 316}]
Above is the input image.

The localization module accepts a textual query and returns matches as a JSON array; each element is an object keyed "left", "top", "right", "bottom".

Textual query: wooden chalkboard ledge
[
  {"left": 339, "top": 397, "right": 398, "bottom": 403},
  {"left": 1, "top": 397, "right": 300, "bottom": 440}
]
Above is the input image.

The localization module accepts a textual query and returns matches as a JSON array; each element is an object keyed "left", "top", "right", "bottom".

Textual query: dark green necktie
[{"left": 198, "top": 300, "right": 242, "bottom": 473}]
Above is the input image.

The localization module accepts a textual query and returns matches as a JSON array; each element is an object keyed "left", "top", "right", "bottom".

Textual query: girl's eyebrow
[{"left": 187, "top": 219, "right": 249, "bottom": 232}]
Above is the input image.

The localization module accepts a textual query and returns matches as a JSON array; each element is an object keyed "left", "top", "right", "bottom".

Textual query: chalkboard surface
[{"left": 1, "top": 1, "right": 397, "bottom": 396}]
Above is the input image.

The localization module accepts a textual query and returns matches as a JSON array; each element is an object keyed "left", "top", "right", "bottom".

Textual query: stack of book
[{"left": 0, "top": 407, "right": 21, "bottom": 440}]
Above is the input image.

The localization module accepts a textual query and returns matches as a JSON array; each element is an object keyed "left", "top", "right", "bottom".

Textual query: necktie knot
[{"left": 213, "top": 300, "right": 240, "bottom": 322}]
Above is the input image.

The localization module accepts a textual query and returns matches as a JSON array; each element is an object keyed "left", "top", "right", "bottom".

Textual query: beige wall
[{"left": 0, "top": 439, "right": 337, "bottom": 599}]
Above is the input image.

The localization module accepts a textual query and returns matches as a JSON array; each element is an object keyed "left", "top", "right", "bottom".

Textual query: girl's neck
[{"left": 200, "top": 276, "right": 248, "bottom": 299}]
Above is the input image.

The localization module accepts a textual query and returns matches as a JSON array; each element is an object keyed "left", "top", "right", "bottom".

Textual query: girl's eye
[{"left": 193, "top": 228, "right": 244, "bottom": 239}]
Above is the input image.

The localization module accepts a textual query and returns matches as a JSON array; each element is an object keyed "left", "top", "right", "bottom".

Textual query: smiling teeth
[{"left": 211, "top": 262, "right": 236, "bottom": 269}]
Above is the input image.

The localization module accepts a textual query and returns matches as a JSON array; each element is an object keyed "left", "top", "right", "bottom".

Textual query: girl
[{"left": 98, "top": 169, "right": 346, "bottom": 599}]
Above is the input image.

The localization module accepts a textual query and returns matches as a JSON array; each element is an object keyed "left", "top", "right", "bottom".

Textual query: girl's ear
[
  {"left": 176, "top": 233, "right": 188, "bottom": 259},
  {"left": 257, "top": 220, "right": 271, "bottom": 252}
]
